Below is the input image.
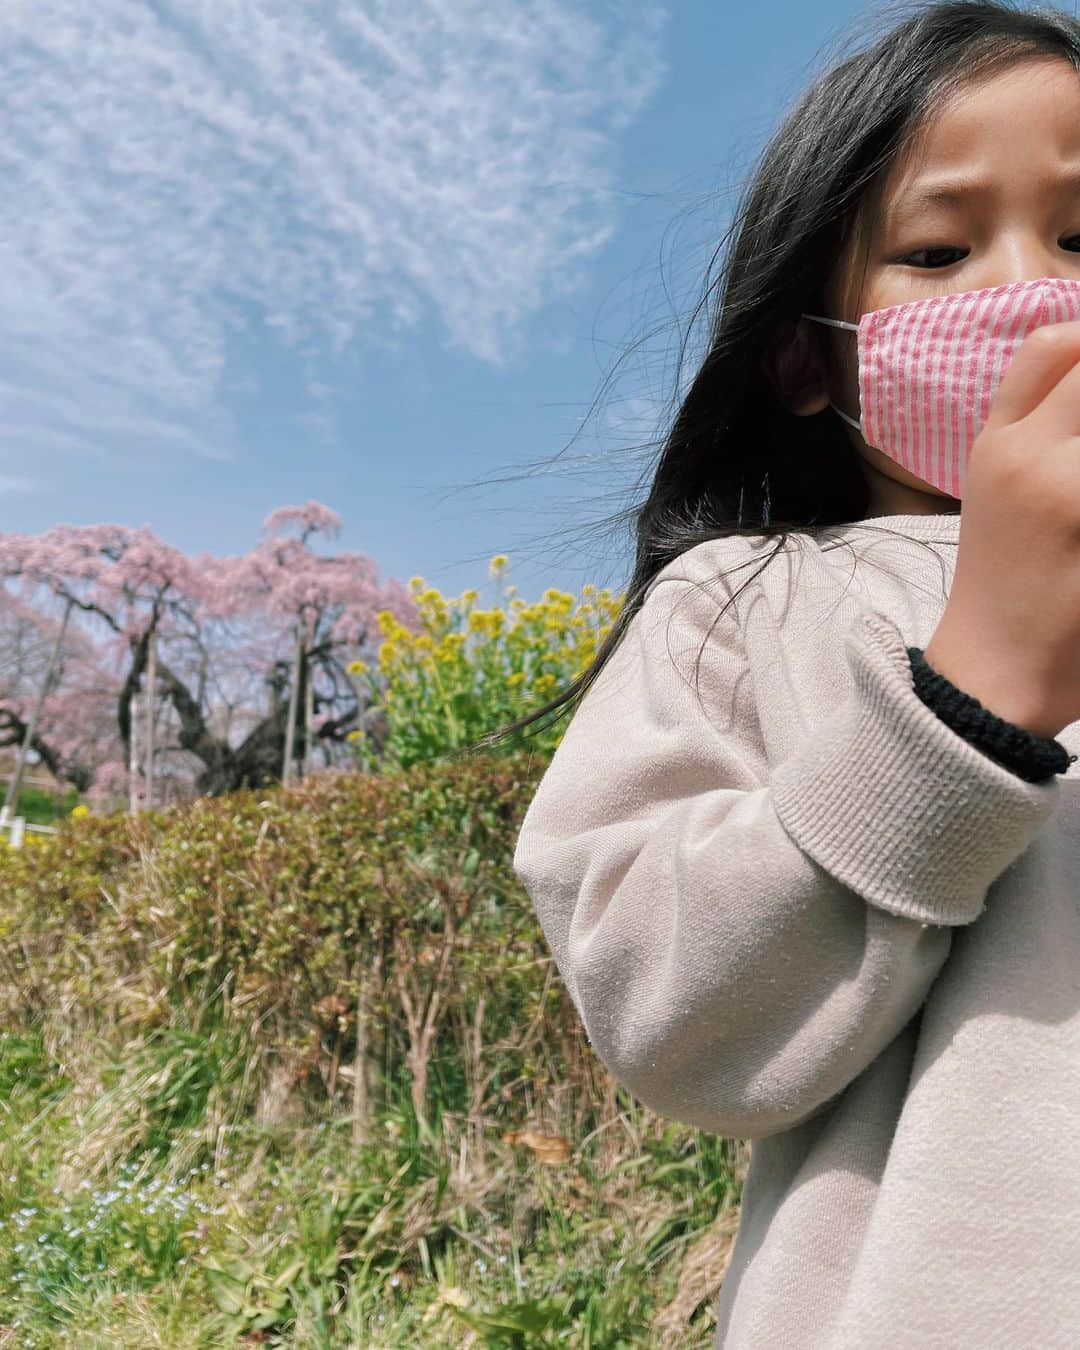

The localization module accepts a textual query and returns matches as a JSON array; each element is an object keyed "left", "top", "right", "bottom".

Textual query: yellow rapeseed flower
[
  {"left": 489, "top": 554, "right": 509, "bottom": 577},
  {"left": 71, "top": 804, "right": 90, "bottom": 819},
  {"left": 347, "top": 659, "right": 369, "bottom": 676}
]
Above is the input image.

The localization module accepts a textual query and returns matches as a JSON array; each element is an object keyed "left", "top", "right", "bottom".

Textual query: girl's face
[{"left": 776, "top": 55, "right": 1080, "bottom": 516}]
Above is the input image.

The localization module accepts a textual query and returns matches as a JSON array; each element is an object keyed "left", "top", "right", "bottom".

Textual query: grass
[
  {"left": 0, "top": 1020, "right": 746, "bottom": 1347},
  {"left": 3, "top": 784, "right": 79, "bottom": 827}
]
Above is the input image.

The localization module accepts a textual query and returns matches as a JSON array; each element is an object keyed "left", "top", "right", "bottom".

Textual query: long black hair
[{"left": 465, "top": 0, "right": 1080, "bottom": 758}]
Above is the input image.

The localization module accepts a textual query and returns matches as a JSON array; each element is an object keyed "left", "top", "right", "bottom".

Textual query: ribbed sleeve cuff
[{"left": 770, "top": 609, "right": 1060, "bottom": 926}]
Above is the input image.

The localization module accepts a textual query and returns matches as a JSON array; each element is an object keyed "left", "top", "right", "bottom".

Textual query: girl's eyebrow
[{"left": 887, "top": 169, "right": 1080, "bottom": 228}]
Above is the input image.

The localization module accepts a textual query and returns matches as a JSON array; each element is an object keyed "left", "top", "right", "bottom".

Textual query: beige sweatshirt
[{"left": 511, "top": 510, "right": 1080, "bottom": 1349}]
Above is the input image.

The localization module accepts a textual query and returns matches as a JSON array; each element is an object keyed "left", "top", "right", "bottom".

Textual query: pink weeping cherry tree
[
  {"left": 0, "top": 592, "right": 114, "bottom": 793},
  {"left": 0, "top": 503, "right": 418, "bottom": 800}
]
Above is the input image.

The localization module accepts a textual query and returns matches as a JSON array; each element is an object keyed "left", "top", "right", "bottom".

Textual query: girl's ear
[{"left": 761, "top": 318, "right": 831, "bottom": 416}]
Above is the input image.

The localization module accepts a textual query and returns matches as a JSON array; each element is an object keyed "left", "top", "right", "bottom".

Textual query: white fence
[{"left": 0, "top": 815, "right": 59, "bottom": 848}]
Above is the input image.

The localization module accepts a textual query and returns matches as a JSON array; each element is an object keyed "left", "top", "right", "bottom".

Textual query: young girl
[{"left": 502, "top": 2, "right": 1080, "bottom": 1345}]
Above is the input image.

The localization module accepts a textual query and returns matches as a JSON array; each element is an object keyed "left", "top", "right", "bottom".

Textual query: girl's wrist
[
  {"left": 921, "top": 637, "right": 1063, "bottom": 741},
  {"left": 908, "top": 645, "right": 1075, "bottom": 783}
]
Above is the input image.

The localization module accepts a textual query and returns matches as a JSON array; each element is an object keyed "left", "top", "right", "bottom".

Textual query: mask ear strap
[
  {"left": 802, "top": 312, "right": 858, "bottom": 332},
  {"left": 830, "top": 402, "right": 863, "bottom": 433},
  {"left": 797, "top": 314, "right": 863, "bottom": 431}
]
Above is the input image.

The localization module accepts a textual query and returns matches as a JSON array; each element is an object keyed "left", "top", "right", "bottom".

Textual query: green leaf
[
  {"left": 203, "top": 1268, "right": 248, "bottom": 1317},
  {"left": 271, "top": 1258, "right": 307, "bottom": 1290},
  {"left": 450, "top": 1292, "right": 571, "bottom": 1339}
]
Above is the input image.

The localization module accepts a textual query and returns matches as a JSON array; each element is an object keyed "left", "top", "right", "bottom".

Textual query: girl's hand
[{"left": 924, "top": 319, "right": 1080, "bottom": 740}]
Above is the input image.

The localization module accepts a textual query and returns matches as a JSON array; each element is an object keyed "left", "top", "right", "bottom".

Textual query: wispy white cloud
[
  {"left": 0, "top": 474, "right": 47, "bottom": 497},
  {"left": 0, "top": 0, "right": 668, "bottom": 469}
]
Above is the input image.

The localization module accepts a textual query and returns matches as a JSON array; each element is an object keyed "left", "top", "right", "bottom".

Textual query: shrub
[
  {"left": 0, "top": 752, "right": 593, "bottom": 1145},
  {"left": 348, "top": 555, "right": 622, "bottom": 769}
]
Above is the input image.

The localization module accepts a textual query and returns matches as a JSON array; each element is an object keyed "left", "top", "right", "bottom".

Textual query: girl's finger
[{"left": 982, "top": 319, "right": 1080, "bottom": 433}]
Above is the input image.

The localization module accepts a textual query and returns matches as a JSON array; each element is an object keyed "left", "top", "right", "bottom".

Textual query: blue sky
[{"left": 0, "top": 0, "right": 948, "bottom": 604}]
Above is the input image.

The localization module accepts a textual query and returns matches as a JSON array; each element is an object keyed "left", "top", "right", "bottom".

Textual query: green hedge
[{"left": 0, "top": 752, "right": 593, "bottom": 1137}]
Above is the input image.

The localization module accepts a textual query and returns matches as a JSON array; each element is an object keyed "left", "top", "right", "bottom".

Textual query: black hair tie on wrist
[{"left": 906, "top": 646, "right": 1077, "bottom": 784}]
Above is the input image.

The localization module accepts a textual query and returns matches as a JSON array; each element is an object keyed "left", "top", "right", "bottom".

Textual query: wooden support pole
[
  {"left": 144, "top": 631, "right": 156, "bottom": 810},
  {"left": 281, "top": 618, "right": 304, "bottom": 784},
  {"left": 303, "top": 655, "right": 314, "bottom": 777},
  {"left": 129, "top": 684, "right": 140, "bottom": 815}
]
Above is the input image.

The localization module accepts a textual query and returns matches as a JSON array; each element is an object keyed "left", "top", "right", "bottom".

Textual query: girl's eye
[
  {"left": 897, "top": 246, "right": 966, "bottom": 269},
  {"left": 898, "top": 237, "right": 1080, "bottom": 266}
]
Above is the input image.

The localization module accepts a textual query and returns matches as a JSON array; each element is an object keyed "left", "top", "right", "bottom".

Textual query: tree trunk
[{"left": 2, "top": 597, "right": 73, "bottom": 824}]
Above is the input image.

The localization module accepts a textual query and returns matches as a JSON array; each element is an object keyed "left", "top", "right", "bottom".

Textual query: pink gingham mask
[{"left": 803, "top": 276, "right": 1080, "bottom": 499}]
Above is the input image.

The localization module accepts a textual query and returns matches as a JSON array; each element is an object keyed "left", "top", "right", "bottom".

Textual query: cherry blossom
[{"left": 0, "top": 504, "right": 417, "bottom": 799}]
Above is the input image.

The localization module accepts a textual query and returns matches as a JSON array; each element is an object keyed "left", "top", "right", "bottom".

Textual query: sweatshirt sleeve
[{"left": 511, "top": 562, "right": 1060, "bottom": 1141}]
